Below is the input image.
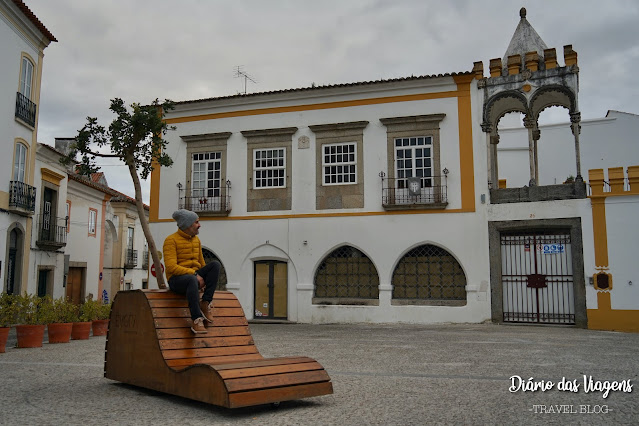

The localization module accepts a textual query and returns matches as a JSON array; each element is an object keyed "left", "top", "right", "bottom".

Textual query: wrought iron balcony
[
  {"left": 142, "top": 250, "right": 149, "bottom": 270},
  {"left": 380, "top": 172, "right": 448, "bottom": 210},
  {"left": 125, "top": 249, "right": 138, "bottom": 268},
  {"left": 36, "top": 215, "right": 67, "bottom": 250},
  {"left": 178, "top": 181, "right": 231, "bottom": 216},
  {"left": 8, "top": 181, "right": 36, "bottom": 215},
  {"left": 15, "top": 92, "right": 36, "bottom": 127}
]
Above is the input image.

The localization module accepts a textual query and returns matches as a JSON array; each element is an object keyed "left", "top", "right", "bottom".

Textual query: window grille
[
  {"left": 314, "top": 246, "right": 379, "bottom": 298},
  {"left": 392, "top": 244, "right": 466, "bottom": 300}
]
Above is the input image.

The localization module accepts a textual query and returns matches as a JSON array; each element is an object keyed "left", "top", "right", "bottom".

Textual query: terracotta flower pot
[
  {"left": 0, "top": 327, "right": 10, "bottom": 353},
  {"left": 91, "top": 319, "right": 109, "bottom": 336},
  {"left": 16, "top": 324, "right": 45, "bottom": 348},
  {"left": 47, "top": 323, "right": 73, "bottom": 344},
  {"left": 71, "top": 322, "right": 92, "bottom": 340}
]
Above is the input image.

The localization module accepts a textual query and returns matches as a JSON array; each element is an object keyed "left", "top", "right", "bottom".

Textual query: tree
[{"left": 61, "top": 98, "right": 174, "bottom": 289}]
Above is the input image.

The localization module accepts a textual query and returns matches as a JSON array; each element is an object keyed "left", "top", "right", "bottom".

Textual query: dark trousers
[{"left": 168, "top": 260, "right": 220, "bottom": 320}]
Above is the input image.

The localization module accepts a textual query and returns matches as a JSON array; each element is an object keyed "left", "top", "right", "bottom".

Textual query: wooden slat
[
  {"left": 143, "top": 290, "right": 236, "bottom": 300},
  {"left": 152, "top": 307, "right": 246, "bottom": 318},
  {"left": 166, "top": 353, "right": 264, "bottom": 368},
  {"left": 218, "top": 362, "right": 324, "bottom": 380},
  {"left": 159, "top": 335, "right": 254, "bottom": 351},
  {"left": 162, "top": 345, "right": 259, "bottom": 360},
  {"left": 228, "top": 382, "right": 333, "bottom": 408},
  {"left": 226, "top": 370, "right": 331, "bottom": 393},
  {"left": 149, "top": 298, "right": 240, "bottom": 309},
  {"left": 154, "top": 317, "right": 248, "bottom": 329},
  {"left": 157, "top": 326, "right": 251, "bottom": 340},
  {"left": 213, "top": 357, "right": 315, "bottom": 371}
]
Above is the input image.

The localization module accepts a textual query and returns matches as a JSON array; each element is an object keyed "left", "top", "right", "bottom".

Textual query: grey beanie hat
[{"left": 172, "top": 209, "right": 198, "bottom": 230}]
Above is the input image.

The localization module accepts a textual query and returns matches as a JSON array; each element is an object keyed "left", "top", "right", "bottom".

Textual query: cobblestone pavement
[{"left": 0, "top": 323, "right": 637, "bottom": 425}]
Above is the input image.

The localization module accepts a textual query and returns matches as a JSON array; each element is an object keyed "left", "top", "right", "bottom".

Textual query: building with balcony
[
  {"left": 0, "top": 0, "right": 56, "bottom": 295},
  {"left": 147, "top": 8, "right": 637, "bottom": 331}
]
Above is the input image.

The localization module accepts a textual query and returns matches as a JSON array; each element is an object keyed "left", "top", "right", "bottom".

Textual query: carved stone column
[
  {"left": 571, "top": 112, "right": 583, "bottom": 182},
  {"left": 490, "top": 133, "right": 500, "bottom": 187},
  {"left": 523, "top": 116, "right": 536, "bottom": 186},
  {"left": 532, "top": 128, "right": 541, "bottom": 184}
]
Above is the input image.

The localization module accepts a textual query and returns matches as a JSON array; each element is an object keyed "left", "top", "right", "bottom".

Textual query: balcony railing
[
  {"left": 125, "top": 249, "right": 138, "bottom": 268},
  {"left": 36, "top": 215, "right": 67, "bottom": 250},
  {"left": 8, "top": 181, "right": 36, "bottom": 215},
  {"left": 381, "top": 172, "right": 448, "bottom": 210},
  {"left": 178, "top": 181, "right": 231, "bottom": 216},
  {"left": 142, "top": 250, "right": 149, "bottom": 269},
  {"left": 15, "top": 92, "right": 36, "bottom": 127}
]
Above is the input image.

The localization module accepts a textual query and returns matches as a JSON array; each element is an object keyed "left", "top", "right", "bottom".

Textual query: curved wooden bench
[{"left": 104, "top": 289, "right": 333, "bottom": 408}]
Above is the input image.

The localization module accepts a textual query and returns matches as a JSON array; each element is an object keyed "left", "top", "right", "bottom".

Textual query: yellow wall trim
[
  {"left": 152, "top": 207, "right": 476, "bottom": 223},
  {"left": 166, "top": 90, "right": 463, "bottom": 125},
  {"left": 588, "top": 292, "right": 639, "bottom": 333},
  {"left": 40, "top": 168, "right": 66, "bottom": 185}
]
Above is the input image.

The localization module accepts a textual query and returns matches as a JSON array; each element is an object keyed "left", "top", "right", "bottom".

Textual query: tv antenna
[{"left": 234, "top": 65, "right": 257, "bottom": 94}]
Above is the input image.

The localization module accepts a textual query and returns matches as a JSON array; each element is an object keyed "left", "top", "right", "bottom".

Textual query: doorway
[
  {"left": 253, "top": 261, "right": 287, "bottom": 319},
  {"left": 66, "top": 267, "right": 84, "bottom": 304}
]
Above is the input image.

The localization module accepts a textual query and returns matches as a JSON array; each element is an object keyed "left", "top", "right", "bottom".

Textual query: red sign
[{"left": 151, "top": 263, "right": 165, "bottom": 277}]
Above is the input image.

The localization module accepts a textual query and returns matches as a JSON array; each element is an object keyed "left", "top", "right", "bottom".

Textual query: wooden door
[
  {"left": 254, "top": 261, "right": 287, "bottom": 319},
  {"left": 66, "top": 267, "right": 83, "bottom": 304}
]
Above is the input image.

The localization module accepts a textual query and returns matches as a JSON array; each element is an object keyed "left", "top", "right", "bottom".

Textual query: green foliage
[
  {"left": 43, "top": 297, "right": 79, "bottom": 324},
  {"left": 60, "top": 98, "right": 175, "bottom": 180},
  {"left": 79, "top": 298, "right": 102, "bottom": 322},
  {"left": 14, "top": 293, "right": 49, "bottom": 325},
  {"left": 97, "top": 302, "right": 112, "bottom": 320},
  {"left": 0, "top": 292, "right": 17, "bottom": 327}
]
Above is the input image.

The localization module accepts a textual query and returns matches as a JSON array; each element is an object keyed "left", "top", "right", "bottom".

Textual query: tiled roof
[
  {"left": 172, "top": 71, "right": 473, "bottom": 106},
  {"left": 10, "top": 0, "right": 57, "bottom": 42},
  {"left": 67, "top": 172, "right": 149, "bottom": 211}
]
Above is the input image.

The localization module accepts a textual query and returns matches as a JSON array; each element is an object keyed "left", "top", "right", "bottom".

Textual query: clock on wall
[{"left": 407, "top": 177, "right": 421, "bottom": 196}]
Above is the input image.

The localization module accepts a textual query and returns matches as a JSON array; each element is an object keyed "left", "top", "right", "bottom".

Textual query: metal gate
[{"left": 501, "top": 231, "right": 575, "bottom": 324}]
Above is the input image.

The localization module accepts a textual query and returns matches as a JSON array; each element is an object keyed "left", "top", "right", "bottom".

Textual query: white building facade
[{"left": 0, "top": 0, "right": 56, "bottom": 296}]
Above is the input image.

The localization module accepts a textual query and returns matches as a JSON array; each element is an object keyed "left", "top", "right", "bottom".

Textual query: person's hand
[{"left": 196, "top": 274, "right": 205, "bottom": 289}]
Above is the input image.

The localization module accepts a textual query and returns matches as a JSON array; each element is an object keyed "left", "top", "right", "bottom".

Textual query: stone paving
[{"left": 0, "top": 323, "right": 637, "bottom": 425}]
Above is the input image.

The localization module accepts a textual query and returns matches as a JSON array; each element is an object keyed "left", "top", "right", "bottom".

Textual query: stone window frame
[
  {"left": 380, "top": 114, "right": 446, "bottom": 192},
  {"left": 241, "top": 127, "right": 297, "bottom": 212},
  {"left": 182, "top": 132, "right": 231, "bottom": 216},
  {"left": 309, "top": 121, "right": 368, "bottom": 210}
]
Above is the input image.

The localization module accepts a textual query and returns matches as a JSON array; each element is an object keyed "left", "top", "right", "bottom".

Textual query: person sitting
[{"left": 163, "top": 209, "right": 220, "bottom": 334}]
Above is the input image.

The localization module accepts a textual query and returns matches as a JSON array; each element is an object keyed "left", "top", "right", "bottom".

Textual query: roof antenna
[{"left": 234, "top": 65, "right": 257, "bottom": 94}]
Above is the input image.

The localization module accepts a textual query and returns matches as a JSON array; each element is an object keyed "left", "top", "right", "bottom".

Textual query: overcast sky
[{"left": 26, "top": 0, "right": 639, "bottom": 203}]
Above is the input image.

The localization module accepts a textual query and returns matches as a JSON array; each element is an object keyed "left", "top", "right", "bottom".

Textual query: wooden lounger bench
[{"left": 104, "top": 289, "right": 333, "bottom": 408}]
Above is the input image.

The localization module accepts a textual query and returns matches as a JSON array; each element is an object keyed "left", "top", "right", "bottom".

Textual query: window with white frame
[
  {"left": 65, "top": 201, "right": 71, "bottom": 233},
  {"left": 254, "top": 148, "right": 286, "bottom": 189},
  {"left": 88, "top": 208, "right": 97, "bottom": 236},
  {"left": 13, "top": 143, "right": 27, "bottom": 182},
  {"left": 395, "top": 136, "right": 433, "bottom": 189},
  {"left": 191, "top": 152, "right": 221, "bottom": 197},
  {"left": 322, "top": 142, "right": 357, "bottom": 185},
  {"left": 127, "top": 227, "right": 134, "bottom": 250},
  {"left": 20, "top": 57, "right": 34, "bottom": 99}
]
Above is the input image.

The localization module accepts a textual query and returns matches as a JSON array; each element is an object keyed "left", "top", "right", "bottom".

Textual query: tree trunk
[{"left": 126, "top": 154, "right": 166, "bottom": 289}]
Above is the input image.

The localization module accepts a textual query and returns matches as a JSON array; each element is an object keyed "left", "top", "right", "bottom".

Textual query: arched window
[
  {"left": 392, "top": 244, "right": 466, "bottom": 301},
  {"left": 13, "top": 142, "right": 27, "bottom": 182},
  {"left": 202, "top": 248, "right": 227, "bottom": 290},
  {"left": 314, "top": 246, "right": 379, "bottom": 299},
  {"left": 20, "top": 57, "right": 34, "bottom": 99}
]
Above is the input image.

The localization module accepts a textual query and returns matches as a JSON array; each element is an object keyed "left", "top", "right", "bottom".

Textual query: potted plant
[
  {"left": 44, "top": 297, "right": 77, "bottom": 344},
  {"left": 91, "top": 301, "right": 111, "bottom": 336},
  {"left": 0, "top": 292, "right": 16, "bottom": 353},
  {"left": 72, "top": 297, "right": 98, "bottom": 340},
  {"left": 14, "top": 293, "right": 47, "bottom": 348}
]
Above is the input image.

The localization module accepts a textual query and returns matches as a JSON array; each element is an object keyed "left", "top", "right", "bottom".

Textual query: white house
[
  {"left": 0, "top": 0, "right": 56, "bottom": 296},
  {"left": 146, "top": 7, "right": 639, "bottom": 332}
]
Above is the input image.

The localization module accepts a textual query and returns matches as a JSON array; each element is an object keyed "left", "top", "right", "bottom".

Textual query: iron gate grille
[{"left": 501, "top": 231, "right": 575, "bottom": 324}]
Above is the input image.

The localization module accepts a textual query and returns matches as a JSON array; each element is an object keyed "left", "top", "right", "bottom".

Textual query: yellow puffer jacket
[{"left": 163, "top": 229, "right": 206, "bottom": 280}]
